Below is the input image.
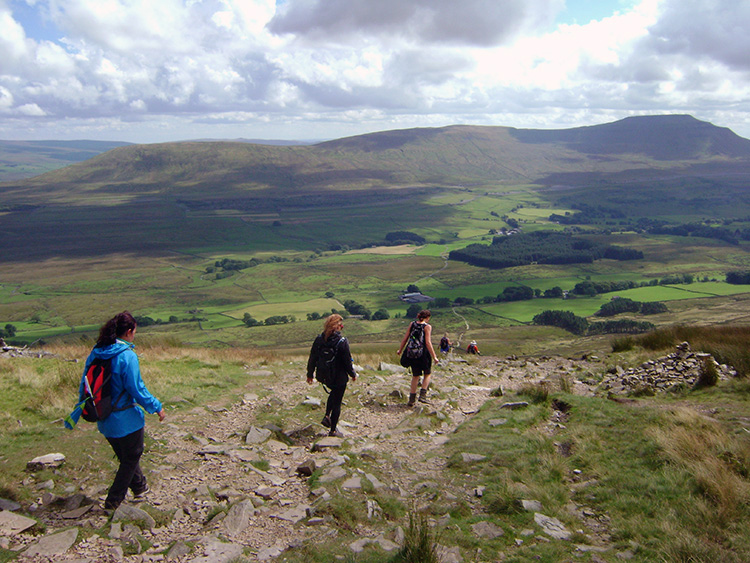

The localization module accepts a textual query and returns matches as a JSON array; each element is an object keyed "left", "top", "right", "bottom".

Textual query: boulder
[{"left": 26, "top": 453, "right": 65, "bottom": 471}]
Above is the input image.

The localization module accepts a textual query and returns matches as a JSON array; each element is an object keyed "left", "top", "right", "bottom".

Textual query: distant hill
[
  {"left": 509, "top": 114, "right": 750, "bottom": 160},
  {"left": 0, "top": 140, "right": 132, "bottom": 181},
  {"left": 8, "top": 115, "right": 750, "bottom": 199},
  {"left": 1, "top": 115, "right": 750, "bottom": 261}
]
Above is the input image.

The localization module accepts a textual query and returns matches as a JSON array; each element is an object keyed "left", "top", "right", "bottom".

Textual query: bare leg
[{"left": 410, "top": 375, "right": 421, "bottom": 394}]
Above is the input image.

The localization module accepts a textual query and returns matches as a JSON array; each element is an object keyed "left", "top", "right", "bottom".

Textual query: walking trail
[{"left": 12, "top": 353, "right": 603, "bottom": 562}]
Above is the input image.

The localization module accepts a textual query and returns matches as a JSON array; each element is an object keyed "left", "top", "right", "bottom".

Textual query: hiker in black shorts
[{"left": 397, "top": 310, "right": 438, "bottom": 406}]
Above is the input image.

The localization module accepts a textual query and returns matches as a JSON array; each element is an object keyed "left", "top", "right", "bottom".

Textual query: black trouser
[
  {"left": 326, "top": 380, "right": 348, "bottom": 431},
  {"left": 105, "top": 427, "right": 147, "bottom": 508}
]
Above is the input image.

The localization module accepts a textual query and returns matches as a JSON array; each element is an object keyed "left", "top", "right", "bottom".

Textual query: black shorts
[{"left": 410, "top": 354, "right": 432, "bottom": 377}]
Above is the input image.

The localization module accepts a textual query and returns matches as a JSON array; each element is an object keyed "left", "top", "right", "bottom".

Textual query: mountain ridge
[
  {"left": 2, "top": 114, "right": 750, "bottom": 261},
  {"left": 5, "top": 115, "right": 750, "bottom": 199}
]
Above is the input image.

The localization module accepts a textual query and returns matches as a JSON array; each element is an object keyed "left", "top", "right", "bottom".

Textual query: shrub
[
  {"left": 695, "top": 357, "right": 719, "bottom": 388},
  {"left": 517, "top": 382, "right": 550, "bottom": 404},
  {"left": 612, "top": 336, "right": 635, "bottom": 352}
]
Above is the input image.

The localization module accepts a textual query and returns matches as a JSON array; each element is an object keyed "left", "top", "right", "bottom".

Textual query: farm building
[{"left": 399, "top": 292, "right": 433, "bottom": 303}]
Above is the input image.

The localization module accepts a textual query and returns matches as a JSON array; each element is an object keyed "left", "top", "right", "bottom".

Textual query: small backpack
[
  {"left": 316, "top": 336, "right": 344, "bottom": 388},
  {"left": 405, "top": 322, "right": 425, "bottom": 359},
  {"left": 80, "top": 355, "right": 131, "bottom": 422}
]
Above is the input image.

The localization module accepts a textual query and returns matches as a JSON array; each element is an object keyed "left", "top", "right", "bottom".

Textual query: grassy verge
[{"left": 0, "top": 343, "right": 283, "bottom": 502}]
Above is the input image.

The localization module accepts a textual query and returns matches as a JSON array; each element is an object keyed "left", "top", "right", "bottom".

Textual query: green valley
[{"left": 2, "top": 115, "right": 750, "bottom": 353}]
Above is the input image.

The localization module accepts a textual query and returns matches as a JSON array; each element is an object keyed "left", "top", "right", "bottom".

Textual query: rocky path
[{"left": 8, "top": 354, "right": 604, "bottom": 562}]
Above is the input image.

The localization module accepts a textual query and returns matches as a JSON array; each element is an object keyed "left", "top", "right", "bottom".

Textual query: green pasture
[
  {"left": 5, "top": 180, "right": 750, "bottom": 349},
  {"left": 231, "top": 298, "right": 341, "bottom": 320},
  {"left": 477, "top": 296, "right": 607, "bottom": 323},
  {"left": 604, "top": 282, "right": 750, "bottom": 301}
]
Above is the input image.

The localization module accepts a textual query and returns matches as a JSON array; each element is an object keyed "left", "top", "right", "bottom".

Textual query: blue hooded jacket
[{"left": 79, "top": 340, "right": 162, "bottom": 439}]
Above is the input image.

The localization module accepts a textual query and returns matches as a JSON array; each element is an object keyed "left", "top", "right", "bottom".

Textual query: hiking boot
[
  {"left": 132, "top": 485, "right": 150, "bottom": 502},
  {"left": 418, "top": 389, "right": 429, "bottom": 403},
  {"left": 407, "top": 393, "right": 416, "bottom": 407},
  {"left": 103, "top": 500, "right": 120, "bottom": 514},
  {"left": 328, "top": 429, "right": 343, "bottom": 438},
  {"left": 321, "top": 415, "right": 331, "bottom": 428}
]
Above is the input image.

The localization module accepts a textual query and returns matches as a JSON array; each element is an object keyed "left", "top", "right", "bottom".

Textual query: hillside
[
  {"left": 1, "top": 114, "right": 750, "bottom": 261},
  {"left": 8, "top": 115, "right": 750, "bottom": 197},
  {"left": 4, "top": 344, "right": 750, "bottom": 562},
  {"left": 509, "top": 114, "right": 750, "bottom": 160}
]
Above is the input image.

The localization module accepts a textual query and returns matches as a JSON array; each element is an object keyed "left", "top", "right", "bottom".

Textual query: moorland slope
[
  {"left": 1, "top": 114, "right": 750, "bottom": 261},
  {"left": 6, "top": 345, "right": 750, "bottom": 562}
]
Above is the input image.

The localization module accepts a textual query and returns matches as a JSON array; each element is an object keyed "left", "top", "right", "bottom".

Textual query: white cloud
[
  {"left": 0, "top": 0, "right": 749, "bottom": 141},
  {"left": 0, "top": 85, "right": 14, "bottom": 111},
  {"left": 16, "top": 102, "right": 46, "bottom": 115}
]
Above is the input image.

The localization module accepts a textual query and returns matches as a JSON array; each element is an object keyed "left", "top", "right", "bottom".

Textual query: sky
[{"left": 1, "top": 0, "right": 749, "bottom": 143}]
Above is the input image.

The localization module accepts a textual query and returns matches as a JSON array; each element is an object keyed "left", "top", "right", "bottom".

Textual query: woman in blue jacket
[{"left": 81, "top": 311, "right": 165, "bottom": 511}]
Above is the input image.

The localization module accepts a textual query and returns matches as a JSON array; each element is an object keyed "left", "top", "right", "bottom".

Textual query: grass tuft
[
  {"left": 390, "top": 511, "right": 439, "bottom": 563},
  {"left": 517, "top": 381, "right": 550, "bottom": 404}
]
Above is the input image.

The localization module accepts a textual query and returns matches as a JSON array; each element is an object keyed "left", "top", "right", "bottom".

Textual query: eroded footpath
[{"left": 5, "top": 354, "right": 612, "bottom": 562}]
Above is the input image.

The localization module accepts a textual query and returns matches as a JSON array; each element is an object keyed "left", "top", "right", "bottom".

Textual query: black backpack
[
  {"left": 316, "top": 336, "right": 344, "bottom": 388},
  {"left": 80, "top": 353, "right": 132, "bottom": 422},
  {"left": 405, "top": 322, "right": 425, "bottom": 359}
]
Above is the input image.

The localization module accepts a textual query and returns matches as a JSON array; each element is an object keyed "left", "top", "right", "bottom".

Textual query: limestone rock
[
  {"left": 311, "top": 436, "right": 343, "bottom": 452},
  {"left": 112, "top": 504, "right": 156, "bottom": 529},
  {"left": 0, "top": 498, "right": 21, "bottom": 511},
  {"left": 471, "top": 520, "right": 504, "bottom": 539},
  {"left": 296, "top": 458, "right": 316, "bottom": 476},
  {"left": 534, "top": 512, "right": 571, "bottom": 540},
  {"left": 223, "top": 499, "right": 257, "bottom": 536},
  {"left": 26, "top": 453, "right": 65, "bottom": 471},
  {"left": 461, "top": 453, "right": 487, "bottom": 462},
  {"left": 0, "top": 510, "right": 37, "bottom": 535},
  {"left": 245, "top": 426, "right": 272, "bottom": 444},
  {"left": 188, "top": 537, "right": 244, "bottom": 562},
  {"left": 24, "top": 528, "right": 78, "bottom": 557}
]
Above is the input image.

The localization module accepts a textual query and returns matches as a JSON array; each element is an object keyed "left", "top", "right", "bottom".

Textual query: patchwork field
[{"left": 3, "top": 198, "right": 750, "bottom": 355}]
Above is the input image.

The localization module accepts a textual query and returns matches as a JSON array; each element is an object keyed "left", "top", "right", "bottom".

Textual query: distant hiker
[
  {"left": 82, "top": 311, "right": 165, "bottom": 512},
  {"left": 467, "top": 340, "right": 480, "bottom": 355},
  {"left": 306, "top": 314, "right": 357, "bottom": 437},
  {"left": 439, "top": 333, "right": 452, "bottom": 355},
  {"left": 397, "top": 310, "right": 438, "bottom": 406}
]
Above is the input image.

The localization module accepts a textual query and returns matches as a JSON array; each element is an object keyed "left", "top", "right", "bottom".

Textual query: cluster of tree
[
  {"left": 573, "top": 274, "right": 693, "bottom": 296},
  {"left": 647, "top": 223, "right": 740, "bottom": 245},
  {"left": 243, "top": 305, "right": 391, "bottom": 328},
  {"left": 532, "top": 310, "right": 654, "bottom": 336},
  {"left": 0, "top": 323, "right": 16, "bottom": 338},
  {"left": 587, "top": 319, "right": 656, "bottom": 335},
  {"left": 343, "top": 299, "right": 372, "bottom": 319},
  {"left": 207, "top": 255, "right": 294, "bottom": 277},
  {"left": 385, "top": 231, "right": 426, "bottom": 246},
  {"left": 532, "top": 310, "right": 589, "bottom": 335},
  {"left": 727, "top": 271, "right": 750, "bottom": 285},
  {"left": 428, "top": 286, "right": 544, "bottom": 309},
  {"left": 449, "top": 231, "right": 643, "bottom": 270},
  {"left": 595, "top": 298, "right": 668, "bottom": 317},
  {"left": 549, "top": 204, "right": 626, "bottom": 225},
  {"left": 264, "top": 315, "right": 295, "bottom": 325},
  {"left": 135, "top": 315, "right": 202, "bottom": 326},
  {"left": 242, "top": 313, "right": 295, "bottom": 327}
]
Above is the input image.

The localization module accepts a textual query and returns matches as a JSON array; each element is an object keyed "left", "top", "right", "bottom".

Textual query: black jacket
[{"left": 306, "top": 331, "right": 356, "bottom": 386}]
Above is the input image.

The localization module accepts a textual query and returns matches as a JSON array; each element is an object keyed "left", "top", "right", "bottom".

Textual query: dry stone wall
[{"left": 599, "top": 342, "right": 736, "bottom": 395}]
